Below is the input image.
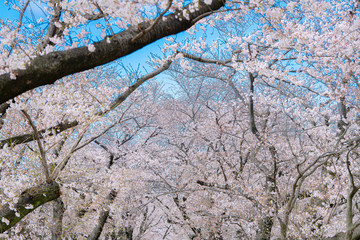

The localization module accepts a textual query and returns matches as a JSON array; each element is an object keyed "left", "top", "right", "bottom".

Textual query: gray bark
[{"left": 87, "top": 211, "right": 110, "bottom": 240}]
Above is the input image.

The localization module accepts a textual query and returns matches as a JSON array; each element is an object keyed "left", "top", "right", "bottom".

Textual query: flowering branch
[{"left": 21, "top": 110, "right": 51, "bottom": 183}]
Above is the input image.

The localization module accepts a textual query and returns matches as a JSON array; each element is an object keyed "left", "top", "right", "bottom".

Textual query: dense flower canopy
[{"left": 0, "top": 0, "right": 360, "bottom": 239}]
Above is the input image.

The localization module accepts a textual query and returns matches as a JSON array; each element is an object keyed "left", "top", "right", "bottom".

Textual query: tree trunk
[{"left": 52, "top": 197, "right": 65, "bottom": 240}]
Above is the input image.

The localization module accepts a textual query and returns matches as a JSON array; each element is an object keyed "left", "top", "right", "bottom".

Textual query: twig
[
  {"left": 179, "top": 51, "right": 235, "bottom": 67},
  {"left": 92, "top": 0, "right": 114, "bottom": 35},
  {"left": 7, "top": 0, "right": 30, "bottom": 57},
  {"left": 50, "top": 124, "right": 89, "bottom": 180}
]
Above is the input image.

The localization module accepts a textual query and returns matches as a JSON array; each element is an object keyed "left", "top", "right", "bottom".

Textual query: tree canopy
[{"left": 0, "top": 0, "right": 360, "bottom": 239}]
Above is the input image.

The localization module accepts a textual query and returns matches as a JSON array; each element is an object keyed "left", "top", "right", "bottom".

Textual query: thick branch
[
  {"left": 52, "top": 198, "right": 65, "bottom": 240},
  {"left": 0, "top": 120, "right": 78, "bottom": 149},
  {"left": 0, "top": 181, "right": 60, "bottom": 233},
  {"left": 0, "top": 0, "right": 226, "bottom": 104},
  {"left": 87, "top": 190, "right": 117, "bottom": 240}
]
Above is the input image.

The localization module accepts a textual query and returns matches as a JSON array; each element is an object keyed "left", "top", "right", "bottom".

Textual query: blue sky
[{"left": 0, "top": 1, "right": 18, "bottom": 19}]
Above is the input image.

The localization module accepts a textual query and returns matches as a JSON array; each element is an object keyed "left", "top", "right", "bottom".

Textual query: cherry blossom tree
[
  {"left": 0, "top": 0, "right": 227, "bottom": 237},
  {"left": 0, "top": 63, "right": 167, "bottom": 238},
  {"left": 1, "top": 0, "right": 360, "bottom": 239},
  {"left": 0, "top": 0, "right": 226, "bottom": 105},
  {"left": 136, "top": 0, "right": 360, "bottom": 239}
]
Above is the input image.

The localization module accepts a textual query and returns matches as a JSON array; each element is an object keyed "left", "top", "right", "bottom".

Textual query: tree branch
[
  {"left": 0, "top": 120, "right": 78, "bottom": 149},
  {"left": 6, "top": 0, "right": 30, "bottom": 56},
  {"left": 92, "top": 1, "right": 114, "bottom": 36},
  {"left": 0, "top": 0, "right": 226, "bottom": 104},
  {"left": 0, "top": 103, "right": 10, "bottom": 117},
  {"left": 87, "top": 190, "right": 117, "bottom": 240},
  {"left": 249, "top": 72, "right": 260, "bottom": 138},
  {"left": 37, "top": 0, "right": 63, "bottom": 51},
  {"left": 0, "top": 181, "right": 60, "bottom": 233},
  {"left": 107, "top": 59, "right": 173, "bottom": 112},
  {"left": 180, "top": 51, "right": 235, "bottom": 67},
  {"left": 20, "top": 110, "right": 51, "bottom": 183},
  {"left": 0, "top": 103, "right": 10, "bottom": 130},
  {"left": 0, "top": 57, "right": 173, "bottom": 150}
]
